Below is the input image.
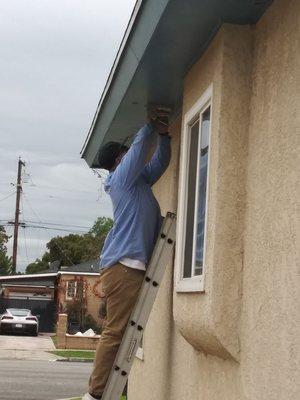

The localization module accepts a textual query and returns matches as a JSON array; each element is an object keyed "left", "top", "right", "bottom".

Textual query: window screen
[
  {"left": 66, "top": 281, "right": 77, "bottom": 299},
  {"left": 183, "top": 106, "right": 211, "bottom": 279}
]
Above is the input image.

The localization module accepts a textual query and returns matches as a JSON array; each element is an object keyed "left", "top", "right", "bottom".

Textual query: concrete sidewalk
[
  {"left": 0, "top": 348, "right": 62, "bottom": 360},
  {"left": 0, "top": 333, "right": 64, "bottom": 361}
]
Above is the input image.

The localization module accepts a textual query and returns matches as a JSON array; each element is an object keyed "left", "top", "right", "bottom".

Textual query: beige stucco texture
[
  {"left": 129, "top": 0, "right": 300, "bottom": 399},
  {"left": 240, "top": 0, "right": 300, "bottom": 398},
  {"left": 174, "top": 24, "right": 253, "bottom": 363}
]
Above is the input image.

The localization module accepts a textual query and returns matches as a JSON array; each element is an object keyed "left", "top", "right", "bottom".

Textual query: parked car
[{"left": 0, "top": 308, "right": 39, "bottom": 336}]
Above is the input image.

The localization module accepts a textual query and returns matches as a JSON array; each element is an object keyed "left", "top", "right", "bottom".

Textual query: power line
[
  {"left": 22, "top": 191, "right": 76, "bottom": 266},
  {"left": 19, "top": 220, "right": 91, "bottom": 230},
  {"left": 2, "top": 222, "right": 88, "bottom": 235},
  {"left": 21, "top": 225, "right": 88, "bottom": 234},
  {"left": 22, "top": 192, "right": 42, "bottom": 223},
  {"left": 0, "top": 191, "right": 16, "bottom": 202},
  {"left": 0, "top": 219, "right": 91, "bottom": 230},
  {"left": 1, "top": 222, "right": 88, "bottom": 234}
]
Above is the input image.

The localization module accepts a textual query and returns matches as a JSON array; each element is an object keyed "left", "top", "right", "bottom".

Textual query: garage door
[{"left": 0, "top": 298, "right": 57, "bottom": 332}]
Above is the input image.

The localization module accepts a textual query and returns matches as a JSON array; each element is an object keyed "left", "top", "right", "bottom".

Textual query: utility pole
[{"left": 12, "top": 157, "right": 25, "bottom": 274}]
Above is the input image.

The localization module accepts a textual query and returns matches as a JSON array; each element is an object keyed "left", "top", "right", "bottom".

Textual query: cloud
[{"left": 0, "top": 0, "right": 135, "bottom": 271}]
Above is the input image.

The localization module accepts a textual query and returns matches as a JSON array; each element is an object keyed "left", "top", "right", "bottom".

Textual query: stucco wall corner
[{"left": 173, "top": 24, "right": 253, "bottom": 362}]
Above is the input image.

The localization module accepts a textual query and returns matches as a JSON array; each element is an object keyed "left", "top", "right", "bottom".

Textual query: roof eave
[
  {"left": 81, "top": 0, "right": 273, "bottom": 168},
  {"left": 80, "top": 0, "right": 144, "bottom": 161}
]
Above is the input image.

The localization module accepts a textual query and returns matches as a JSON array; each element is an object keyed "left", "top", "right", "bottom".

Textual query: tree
[
  {"left": 89, "top": 216, "right": 113, "bottom": 237},
  {"left": 0, "top": 225, "right": 12, "bottom": 275},
  {"left": 46, "top": 233, "right": 103, "bottom": 266},
  {"left": 25, "top": 216, "right": 113, "bottom": 274},
  {"left": 26, "top": 252, "right": 51, "bottom": 274}
]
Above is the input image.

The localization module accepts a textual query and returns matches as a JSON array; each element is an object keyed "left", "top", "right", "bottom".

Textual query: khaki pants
[{"left": 89, "top": 263, "right": 145, "bottom": 397}]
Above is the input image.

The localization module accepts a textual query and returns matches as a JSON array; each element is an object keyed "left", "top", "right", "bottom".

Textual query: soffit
[{"left": 81, "top": 0, "right": 272, "bottom": 167}]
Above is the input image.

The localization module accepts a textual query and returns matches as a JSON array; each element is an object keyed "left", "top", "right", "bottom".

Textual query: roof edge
[
  {"left": 0, "top": 271, "right": 100, "bottom": 281},
  {"left": 57, "top": 272, "right": 99, "bottom": 276},
  {"left": 80, "top": 0, "right": 143, "bottom": 158},
  {"left": 0, "top": 273, "right": 58, "bottom": 280}
]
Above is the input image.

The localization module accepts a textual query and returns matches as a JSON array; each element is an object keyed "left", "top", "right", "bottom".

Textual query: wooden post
[
  {"left": 12, "top": 157, "right": 25, "bottom": 273},
  {"left": 57, "top": 314, "right": 68, "bottom": 349}
]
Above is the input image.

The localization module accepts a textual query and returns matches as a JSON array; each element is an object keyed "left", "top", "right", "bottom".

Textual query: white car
[{"left": 0, "top": 308, "right": 39, "bottom": 336}]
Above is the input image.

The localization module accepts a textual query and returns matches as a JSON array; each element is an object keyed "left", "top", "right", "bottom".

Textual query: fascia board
[{"left": 81, "top": 0, "right": 170, "bottom": 166}]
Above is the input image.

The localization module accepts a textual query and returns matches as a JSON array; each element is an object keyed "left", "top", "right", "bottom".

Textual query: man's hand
[
  {"left": 155, "top": 118, "right": 169, "bottom": 135},
  {"left": 147, "top": 105, "right": 171, "bottom": 135}
]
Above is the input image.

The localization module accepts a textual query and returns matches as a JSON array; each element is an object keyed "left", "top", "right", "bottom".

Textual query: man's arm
[
  {"left": 113, "top": 123, "right": 156, "bottom": 188},
  {"left": 143, "top": 135, "right": 171, "bottom": 186}
]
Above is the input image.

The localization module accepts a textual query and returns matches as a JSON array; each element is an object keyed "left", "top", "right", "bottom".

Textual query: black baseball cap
[{"left": 97, "top": 141, "right": 129, "bottom": 170}]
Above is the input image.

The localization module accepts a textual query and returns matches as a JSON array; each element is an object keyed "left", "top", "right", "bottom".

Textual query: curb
[{"left": 56, "top": 357, "right": 93, "bottom": 363}]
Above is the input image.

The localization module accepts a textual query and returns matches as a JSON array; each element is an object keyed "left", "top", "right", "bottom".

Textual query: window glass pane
[
  {"left": 8, "top": 308, "right": 29, "bottom": 317},
  {"left": 194, "top": 107, "right": 210, "bottom": 275},
  {"left": 67, "top": 281, "right": 76, "bottom": 298},
  {"left": 183, "top": 119, "right": 199, "bottom": 278}
]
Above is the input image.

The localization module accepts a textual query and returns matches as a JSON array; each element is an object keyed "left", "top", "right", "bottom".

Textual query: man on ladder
[{"left": 83, "top": 108, "right": 171, "bottom": 400}]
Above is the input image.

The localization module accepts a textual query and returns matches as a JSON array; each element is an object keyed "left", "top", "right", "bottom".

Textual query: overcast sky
[{"left": 0, "top": 0, "right": 136, "bottom": 272}]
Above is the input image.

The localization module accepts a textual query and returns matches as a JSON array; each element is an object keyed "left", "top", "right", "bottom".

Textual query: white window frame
[
  {"left": 175, "top": 84, "right": 213, "bottom": 292},
  {"left": 66, "top": 280, "right": 77, "bottom": 301}
]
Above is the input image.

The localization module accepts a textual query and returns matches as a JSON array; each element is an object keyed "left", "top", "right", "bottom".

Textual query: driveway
[{"left": 0, "top": 334, "right": 59, "bottom": 361}]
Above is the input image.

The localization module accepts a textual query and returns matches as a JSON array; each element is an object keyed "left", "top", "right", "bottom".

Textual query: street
[
  {"left": 0, "top": 359, "right": 92, "bottom": 400},
  {"left": 0, "top": 335, "right": 91, "bottom": 399}
]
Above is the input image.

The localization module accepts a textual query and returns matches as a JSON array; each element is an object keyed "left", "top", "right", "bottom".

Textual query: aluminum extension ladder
[{"left": 102, "top": 212, "right": 176, "bottom": 400}]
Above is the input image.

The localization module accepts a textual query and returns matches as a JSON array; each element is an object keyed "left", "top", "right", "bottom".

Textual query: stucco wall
[
  {"left": 129, "top": 0, "right": 300, "bottom": 399},
  {"left": 240, "top": 0, "right": 300, "bottom": 398},
  {"left": 173, "top": 24, "right": 253, "bottom": 363}
]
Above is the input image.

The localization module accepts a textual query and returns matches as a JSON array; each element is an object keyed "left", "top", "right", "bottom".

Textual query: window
[
  {"left": 66, "top": 281, "right": 77, "bottom": 300},
  {"left": 175, "top": 85, "right": 212, "bottom": 292}
]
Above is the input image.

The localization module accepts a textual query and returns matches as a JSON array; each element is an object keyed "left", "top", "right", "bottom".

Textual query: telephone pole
[{"left": 12, "top": 157, "right": 25, "bottom": 273}]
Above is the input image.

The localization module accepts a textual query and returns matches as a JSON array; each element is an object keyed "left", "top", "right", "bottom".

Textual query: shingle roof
[{"left": 60, "top": 259, "right": 99, "bottom": 273}]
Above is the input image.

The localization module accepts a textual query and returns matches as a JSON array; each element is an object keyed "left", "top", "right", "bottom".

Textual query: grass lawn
[{"left": 48, "top": 350, "right": 95, "bottom": 359}]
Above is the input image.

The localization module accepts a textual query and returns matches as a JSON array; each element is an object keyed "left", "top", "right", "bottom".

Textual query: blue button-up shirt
[{"left": 99, "top": 123, "right": 171, "bottom": 269}]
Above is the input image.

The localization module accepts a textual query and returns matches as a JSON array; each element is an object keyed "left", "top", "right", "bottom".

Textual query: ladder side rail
[
  {"left": 129, "top": 214, "right": 175, "bottom": 324},
  {"left": 113, "top": 213, "right": 176, "bottom": 367},
  {"left": 107, "top": 220, "right": 176, "bottom": 399},
  {"left": 103, "top": 328, "right": 144, "bottom": 399},
  {"left": 102, "top": 213, "right": 176, "bottom": 400}
]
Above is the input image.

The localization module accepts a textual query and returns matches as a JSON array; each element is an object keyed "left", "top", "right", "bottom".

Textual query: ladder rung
[{"left": 101, "top": 212, "right": 176, "bottom": 400}]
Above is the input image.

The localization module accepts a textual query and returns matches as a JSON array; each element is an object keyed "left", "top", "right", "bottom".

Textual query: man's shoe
[{"left": 82, "top": 393, "right": 102, "bottom": 400}]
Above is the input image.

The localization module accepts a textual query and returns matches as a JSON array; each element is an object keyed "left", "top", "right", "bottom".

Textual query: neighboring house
[
  {"left": 81, "top": 1, "right": 299, "bottom": 400},
  {"left": 56, "top": 260, "right": 105, "bottom": 329},
  {"left": 0, "top": 260, "right": 103, "bottom": 333},
  {"left": 0, "top": 273, "right": 57, "bottom": 332}
]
